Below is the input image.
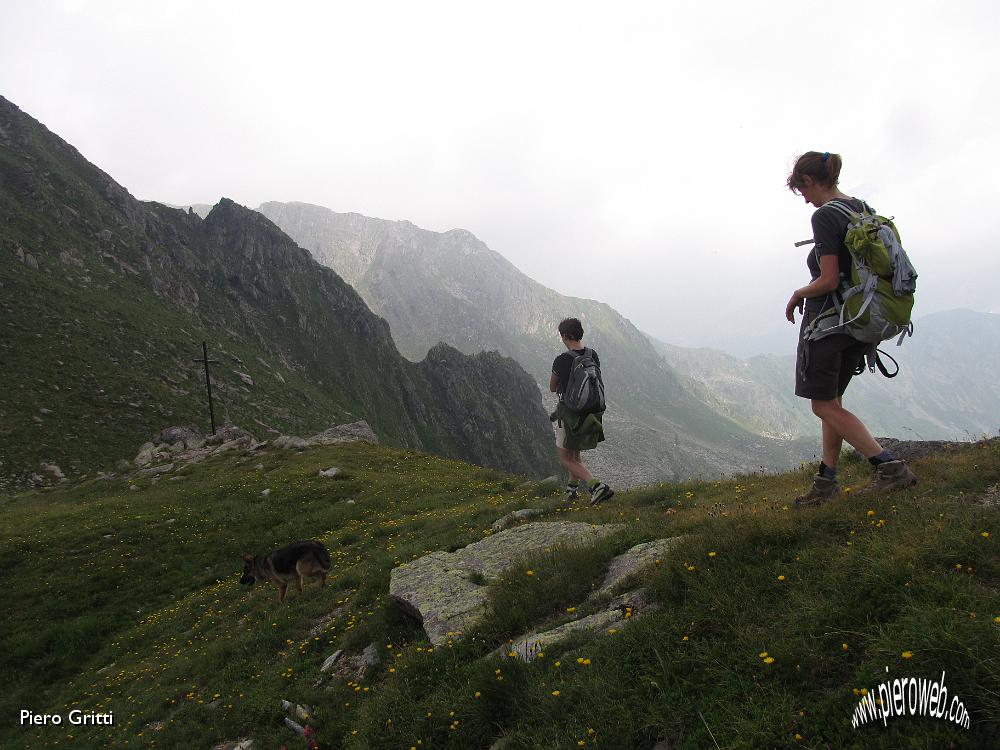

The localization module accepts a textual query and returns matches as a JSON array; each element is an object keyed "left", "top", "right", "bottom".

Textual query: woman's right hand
[{"left": 785, "top": 293, "right": 804, "bottom": 323}]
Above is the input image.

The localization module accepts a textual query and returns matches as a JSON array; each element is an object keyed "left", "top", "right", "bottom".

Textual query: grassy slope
[{"left": 1, "top": 440, "right": 997, "bottom": 750}]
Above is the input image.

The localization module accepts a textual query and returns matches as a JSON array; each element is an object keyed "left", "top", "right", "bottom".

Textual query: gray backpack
[{"left": 562, "top": 348, "right": 605, "bottom": 414}]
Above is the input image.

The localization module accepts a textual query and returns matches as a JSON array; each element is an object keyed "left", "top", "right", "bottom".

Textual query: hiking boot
[
  {"left": 857, "top": 460, "right": 917, "bottom": 496},
  {"left": 589, "top": 482, "right": 614, "bottom": 506},
  {"left": 793, "top": 475, "right": 839, "bottom": 507}
]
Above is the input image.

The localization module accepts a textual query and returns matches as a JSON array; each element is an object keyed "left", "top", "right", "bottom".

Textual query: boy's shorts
[
  {"left": 553, "top": 420, "right": 567, "bottom": 449},
  {"left": 795, "top": 327, "right": 870, "bottom": 401}
]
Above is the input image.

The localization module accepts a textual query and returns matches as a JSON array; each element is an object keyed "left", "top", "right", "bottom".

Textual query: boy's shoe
[
  {"left": 793, "top": 475, "right": 839, "bottom": 507},
  {"left": 565, "top": 488, "right": 581, "bottom": 503},
  {"left": 589, "top": 482, "right": 614, "bottom": 506},
  {"left": 857, "top": 460, "right": 917, "bottom": 495}
]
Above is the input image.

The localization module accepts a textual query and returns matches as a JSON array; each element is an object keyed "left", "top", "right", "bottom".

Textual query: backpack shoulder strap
[{"left": 822, "top": 200, "right": 858, "bottom": 221}]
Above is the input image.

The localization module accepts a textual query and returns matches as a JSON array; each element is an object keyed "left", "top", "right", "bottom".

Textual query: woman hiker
[
  {"left": 785, "top": 151, "right": 917, "bottom": 505},
  {"left": 549, "top": 317, "right": 614, "bottom": 505}
]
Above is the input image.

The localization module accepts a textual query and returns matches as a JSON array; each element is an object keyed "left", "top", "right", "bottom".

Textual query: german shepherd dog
[{"left": 241, "top": 540, "right": 331, "bottom": 603}]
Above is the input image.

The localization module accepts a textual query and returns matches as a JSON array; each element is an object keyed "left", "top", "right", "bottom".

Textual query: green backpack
[{"left": 799, "top": 200, "right": 918, "bottom": 356}]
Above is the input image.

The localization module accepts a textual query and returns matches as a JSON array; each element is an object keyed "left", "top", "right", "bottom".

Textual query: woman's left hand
[{"left": 785, "top": 293, "right": 804, "bottom": 323}]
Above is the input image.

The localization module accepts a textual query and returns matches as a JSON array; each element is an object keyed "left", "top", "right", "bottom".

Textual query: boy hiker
[{"left": 549, "top": 317, "right": 614, "bottom": 505}]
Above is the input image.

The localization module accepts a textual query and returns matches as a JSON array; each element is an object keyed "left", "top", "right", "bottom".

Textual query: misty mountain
[
  {"left": 0, "top": 96, "right": 559, "bottom": 487},
  {"left": 257, "top": 201, "right": 807, "bottom": 486},
  {"left": 653, "top": 308, "right": 1000, "bottom": 442}
]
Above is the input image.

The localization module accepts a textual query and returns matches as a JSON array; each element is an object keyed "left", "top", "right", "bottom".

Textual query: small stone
[
  {"left": 136, "top": 462, "right": 174, "bottom": 478},
  {"left": 261, "top": 489, "right": 271, "bottom": 497},
  {"left": 41, "top": 463, "right": 66, "bottom": 481},
  {"left": 359, "top": 643, "right": 379, "bottom": 673},
  {"left": 283, "top": 718, "right": 305, "bottom": 736},
  {"left": 210, "top": 740, "right": 253, "bottom": 750},
  {"left": 491, "top": 508, "right": 544, "bottom": 532},
  {"left": 319, "top": 467, "right": 339, "bottom": 478},
  {"left": 128, "top": 485, "right": 139, "bottom": 492},
  {"left": 274, "top": 435, "right": 309, "bottom": 450},
  {"left": 295, "top": 704, "right": 313, "bottom": 722},
  {"left": 320, "top": 650, "right": 344, "bottom": 673}
]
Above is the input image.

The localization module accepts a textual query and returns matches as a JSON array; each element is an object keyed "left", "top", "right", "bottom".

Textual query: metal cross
[{"left": 192, "top": 341, "right": 219, "bottom": 436}]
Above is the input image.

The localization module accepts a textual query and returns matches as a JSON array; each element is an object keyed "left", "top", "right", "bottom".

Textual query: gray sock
[{"left": 868, "top": 450, "right": 895, "bottom": 467}]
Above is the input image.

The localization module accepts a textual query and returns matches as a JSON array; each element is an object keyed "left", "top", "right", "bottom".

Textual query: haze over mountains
[
  {"left": 654, "top": 308, "right": 1000, "bottom": 442},
  {"left": 0, "top": 96, "right": 558, "bottom": 488},
  {"left": 259, "top": 201, "right": 999, "bottom": 486},
  {"left": 257, "top": 202, "right": 806, "bottom": 486}
]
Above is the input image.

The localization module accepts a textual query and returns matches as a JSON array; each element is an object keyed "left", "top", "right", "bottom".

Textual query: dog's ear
[{"left": 243, "top": 554, "right": 253, "bottom": 562}]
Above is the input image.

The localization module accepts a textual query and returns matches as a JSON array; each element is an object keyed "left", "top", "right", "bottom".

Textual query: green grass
[{"left": 1, "top": 439, "right": 997, "bottom": 749}]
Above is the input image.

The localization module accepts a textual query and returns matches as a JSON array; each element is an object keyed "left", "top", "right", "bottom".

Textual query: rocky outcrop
[
  {"left": 497, "top": 537, "right": 683, "bottom": 660},
  {"left": 491, "top": 508, "right": 545, "bottom": 532},
  {"left": 503, "top": 589, "right": 655, "bottom": 661},
  {"left": 307, "top": 421, "right": 379, "bottom": 446},
  {"left": 598, "top": 537, "right": 683, "bottom": 593},
  {"left": 389, "top": 521, "right": 624, "bottom": 645},
  {"left": 858, "top": 437, "right": 985, "bottom": 463}
]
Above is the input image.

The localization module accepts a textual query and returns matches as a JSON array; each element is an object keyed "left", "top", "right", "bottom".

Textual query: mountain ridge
[{"left": 0, "top": 95, "right": 558, "bottom": 487}]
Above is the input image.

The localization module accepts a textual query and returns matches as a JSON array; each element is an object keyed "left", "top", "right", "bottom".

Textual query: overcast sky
[{"left": 3, "top": 0, "right": 998, "bottom": 355}]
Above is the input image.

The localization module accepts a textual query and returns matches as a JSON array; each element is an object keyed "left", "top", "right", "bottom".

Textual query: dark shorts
[{"left": 795, "top": 315, "right": 871, "bottom": 401}]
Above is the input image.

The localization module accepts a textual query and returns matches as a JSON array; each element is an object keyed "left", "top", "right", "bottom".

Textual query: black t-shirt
[
  {"left": 552, "top": 348, "right": 600, "bottom": 394},
  {"left": 804, "top": 197, "right": 866, "bottom": 316}
]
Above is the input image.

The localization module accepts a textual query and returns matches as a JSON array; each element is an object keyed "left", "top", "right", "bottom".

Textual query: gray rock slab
[
  {"left": 136, "top": 462, "right": 174, "bottom": 478},
  {"left": 491, "top": 508, "right": 545, "bottom": 532},
  {"left": 320, "top": 649, "right": 344, "bottom": 673},
  {"left": 307, "top": 420, "right": 378, "bottom": 446},
  {"left": 503, "top": 589, "right": 655, "bottom": 662},
  {"left": 273, "top": 435, "right": 309, "bottom": 450},
  {"left": 389, "top": 521, "right": 624, "bottom": 645},
  {"left": 599, "top": 537, "right": 684, "bottom": 593}
]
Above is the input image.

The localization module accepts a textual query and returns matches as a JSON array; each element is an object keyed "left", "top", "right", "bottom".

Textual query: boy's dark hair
[
  {"left": 787, "top": 151, "right": 843, "bottom": 193},
  {"left": 558, "top": 317, "right": 584, "bottom": 341}
]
